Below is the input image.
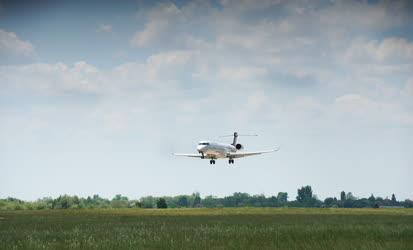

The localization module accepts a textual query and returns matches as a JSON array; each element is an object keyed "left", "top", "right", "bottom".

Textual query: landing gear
[
  {"left": 228, "top": 159, "right": 234, "bottom": 164},
  {"left": 209, "top": 159, "right": 216, "bottom": 164},
  {"left": 201, "top": 153, "right": 205, "bottom": 159}
]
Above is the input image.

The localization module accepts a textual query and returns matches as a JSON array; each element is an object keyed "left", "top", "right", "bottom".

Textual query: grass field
[{"left": 1, "top": 208, "right": 412, "bottom": 249}]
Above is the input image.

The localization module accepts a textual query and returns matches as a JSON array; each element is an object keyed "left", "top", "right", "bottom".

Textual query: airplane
[{"left": 174, "top": 132, "right": 279, "bottom": 164}]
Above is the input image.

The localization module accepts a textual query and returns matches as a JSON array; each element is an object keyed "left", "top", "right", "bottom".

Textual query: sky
[{"left": 0, "top": 0, "right": 412, "bottom": 201}]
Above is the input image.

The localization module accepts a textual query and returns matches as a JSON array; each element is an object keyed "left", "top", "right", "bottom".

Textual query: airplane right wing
[
  {"left": 227, "top": 148, "right": 279, "bottom": 158},
  {"left": 174, "top": 153, "right": 203, "bottom": 158}
]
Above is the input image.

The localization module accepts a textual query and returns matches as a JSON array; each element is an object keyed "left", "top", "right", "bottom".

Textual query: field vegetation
[{"left": 0, "top": 208, "right": 412, "bottom": 249}]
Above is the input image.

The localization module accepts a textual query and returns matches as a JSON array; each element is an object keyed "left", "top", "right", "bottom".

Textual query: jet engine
[{"left": 235, "top": 143, "right": 243, "bottom": 150}]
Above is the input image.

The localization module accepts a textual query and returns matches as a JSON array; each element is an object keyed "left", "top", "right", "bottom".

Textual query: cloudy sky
[{"left": 1, "top": 0, "right": 412, "bottom": 201}]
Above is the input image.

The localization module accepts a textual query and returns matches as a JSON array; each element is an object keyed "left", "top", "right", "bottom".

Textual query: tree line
[{"left": 1, "top": 186, "right": 412, "bottom": 210}]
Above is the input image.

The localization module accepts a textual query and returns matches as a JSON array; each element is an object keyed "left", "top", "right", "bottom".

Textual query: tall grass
[{"left": 1, "top": 208, "right": 412, "bottom": 249}]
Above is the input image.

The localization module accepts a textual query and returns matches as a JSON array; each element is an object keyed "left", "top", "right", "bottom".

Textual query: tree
[
  {"left": 251, "top": 194, "right": 266, "bottom": 207},
  {"left": 85, "top": 194, "right": 110, "bottom": 208},
  {"left": 53, "top": 195, "right": 73, "bottom": 209},
  {"left": 111, "top": 194, "right": 129, "bottom": 208},
  {"left": 202, "top": 195, "right": 220, "bottom": 208},
  {"left": 346, "top": 192, "right": 356, "bottom": 201},
  {"left": 340, "top": 191, "right": 346, "bottom": 201},
  {"left": 343, "top": 192, "right": 356, "bottom": 208},
  {"left": 232, "top": 192, "right": 250, "bottom": 207},
  {"left": 404, "top": 199, "right": 413, "bottom": 208},
  {"left": 177, "top": 196, "right": 189, "bottom": 208},
  {"left": 140, "top": 196, "right": 155, "bottom": 208},
  {"left": 391, "top": 194, "right": 397, "bottom": 204},
  {"left": 354, "top": 198, "right": 370, "bottom": 208},
  {"left": 128, "top": 200, "right": 141, "bottom": 208},
  {"left": 296, "top": 186, "right": 313, "bottom": 203},
  {"left": 277, "top": 192, "right": 288, "bottom": 205},
  {"left": 156, "top": 198, "right": 167, "bottom": 209},
  {"left": 324, "top": 197, "right": 338, "bottom": 208},
  {"left": 267, "top": 196, "right": 278, "bottom": 207},
  {"left": 193, "top": 194, "right": 201, "bottom": 208},
  {"left": 296, "top": 186, "right": 321, "bottom": 207}
]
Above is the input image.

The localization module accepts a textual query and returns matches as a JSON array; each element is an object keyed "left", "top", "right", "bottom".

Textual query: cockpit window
[{"left": 198, "top": 142, "right": 209, "bottom": 145}]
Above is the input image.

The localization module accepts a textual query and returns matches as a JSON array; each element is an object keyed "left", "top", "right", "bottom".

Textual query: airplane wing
[
  {"left": 227, "top": 148, "right": 279, "bottom": 159},
  {"left": 174, "top": 153, "right": 203, "bottom": 158}
]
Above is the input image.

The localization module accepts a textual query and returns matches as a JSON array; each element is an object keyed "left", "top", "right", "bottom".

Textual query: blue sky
[{"left": 1, "top": 0, "right": 412, "bottom": 201}]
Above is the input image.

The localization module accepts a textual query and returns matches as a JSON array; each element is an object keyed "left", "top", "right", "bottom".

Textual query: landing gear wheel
[
  {"left": 229, "top": 159, "right": 234, "bottom": 164},
  {"left": 210, "top": 160, "right": 216, "bottom": 164}
]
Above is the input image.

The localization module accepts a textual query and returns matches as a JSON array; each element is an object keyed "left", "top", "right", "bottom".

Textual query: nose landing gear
[{"left": 209, "top": 159, "right": 216, "bottom": 164}]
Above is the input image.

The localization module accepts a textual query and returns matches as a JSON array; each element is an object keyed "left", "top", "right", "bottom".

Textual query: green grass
[{"left": 1, "top": 208, "right": 412, "bottom": 249}]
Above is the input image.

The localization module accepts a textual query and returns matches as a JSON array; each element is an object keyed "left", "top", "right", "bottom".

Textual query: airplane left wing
[
  {"left": 227, "top": 148, "right": 279, "bottom": 158},
  {"left": 174, "top": 153, "right": 203, "bottom": 158}
]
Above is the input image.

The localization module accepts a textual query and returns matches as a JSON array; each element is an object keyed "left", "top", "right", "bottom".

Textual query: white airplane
[{"left": 174, "top": 132, "right": 279, "bottom": 164}]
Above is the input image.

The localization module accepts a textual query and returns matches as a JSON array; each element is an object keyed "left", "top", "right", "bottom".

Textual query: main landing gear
[
  {"left": 228, "top": 159, "right": 234, "bottom": 164},
  {"left": 209, "top": 159, "right": 216, "bottom": 164}
]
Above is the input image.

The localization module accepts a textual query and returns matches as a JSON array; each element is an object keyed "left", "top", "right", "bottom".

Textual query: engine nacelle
[{"left": 235, "top": 143, "right": 243, "bottom": 150}]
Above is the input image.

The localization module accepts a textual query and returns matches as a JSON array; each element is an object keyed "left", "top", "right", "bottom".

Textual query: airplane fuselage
[
  {"left": 196, "top": 141, "right": 236, "bottom": 159},
  {"left": 174, "top": 132, "right": 278, "bottom": 165}
]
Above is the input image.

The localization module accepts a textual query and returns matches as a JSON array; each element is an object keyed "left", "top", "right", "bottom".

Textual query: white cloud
[
  {"left": 2, "top": 0, "right": 413, "bottom": 128},
  {"left": 130, "top": 20, "right": 168, "bottom": 47},
  {"left": 0, "top": 51, "right": 200, "bottom": 97},
  {"left": 288, "top": 97, "right": 324, "bottom": 118},
  {"left": 73, "top": 61, "right": 98, "bottom": 73},
  {"left": 247, "top": 91, "right": 270, "bottom": 110},
  {"left": 343, "top": 37, "right": 413, "bottom": 64},
  {"left": 317, "top": 0, "right": 405, "bottom": 32},
  {"left": 147, "top": 50, "right": 198, "bottom": 67},
  {"left": 97, "top": 24, "right": 112, "bottom": 33},
  {"left": 404, "top": 78, "right": 413, "bottom": 97},
  {"left": 230, "top": 91, "right": 271, "bottom": 122},
  {"left": 218, "top": 66, "right": 267, "bottom": 82},
  {"left": 130, "top": 2, "right": 182, "bottom": 47},
  {"left": 334, "top": 94, "right": 413, "bottom": 125},
  {"left": 219, "top": 0, "right": 281, "bottom": 12},
  {"left": 0, "top": 29, "right": 34, "bottom": 56},
  {"left": 127, "top": 0, "right": 410, "bottom": 86},
  {"left": 0, "top": 61, "right": 101, "bottom": 95},
  {"left": 335, "top": 94, "right": 375, "bottom": 114}
]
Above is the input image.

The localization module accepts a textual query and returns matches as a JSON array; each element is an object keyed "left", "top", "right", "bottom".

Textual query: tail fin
[{"left": 232, "top": 132, "right": 238, "bottom": 146}]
